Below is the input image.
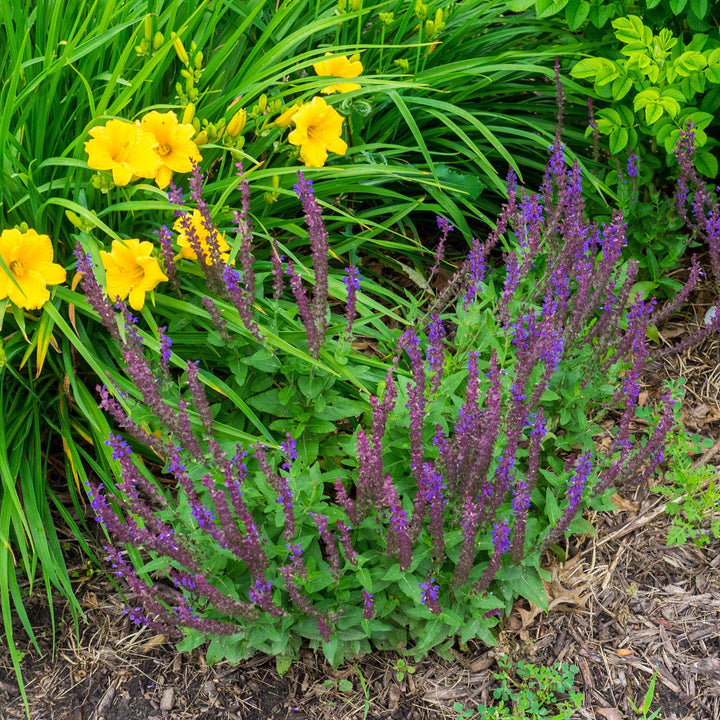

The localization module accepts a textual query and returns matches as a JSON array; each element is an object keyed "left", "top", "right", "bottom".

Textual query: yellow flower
[
  {"left": 173, "top": 210, "right": 232, "bottom": 265},
  {"left": 313, "top": 54, "right": 363, "bottom": 94},
  {"left": 275, "top": 104, "right": 299, "bottom": 128},
  {"left": 99, "top": 239, "right": 168, "bottom": 310},
  {"left": 287, "top": 96, "right": 347, "bottom": 168},
  {"left": 141, "top": 111, "right": 202, "bottom": 189},
  {"left": 0, "top": 229, "right": 66, "bottom": 310},
  {"left": 85, "top": 119, "right": 162, "bottom": 186}
]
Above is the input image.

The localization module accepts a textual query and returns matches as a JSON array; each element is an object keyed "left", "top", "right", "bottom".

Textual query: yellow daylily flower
[
  {"left": 85, "top": 119, "right": 162, "bottom": 186},
  {"left": 100, "top": 239, "right": 168, "bottom": 310},
  {"left": 173, "top": 210, "right": 232, "bottom": 265},
  {"left": 141, "top": 110, "right": 202, "bottom": 189},
  {"left": 287, "top": 96, "right": 347, "bottom": 168},
  {"left": 313, "top": 54, "right": 363, "bottom": 94},
  {"left": 0, "top": 229, "right": 66, "bottom": 310}
]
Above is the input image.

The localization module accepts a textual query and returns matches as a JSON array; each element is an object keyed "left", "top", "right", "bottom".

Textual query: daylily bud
[
  {"left": 173, "top": 36, "right": 189, "bottom": 66},
  {"left": 349, "top": 0, "right": 361, "bottom": 10},
  {"left": 206, "top": 123, "right": 217, "bottom": 140},
  {"left": 257, "top": 94, "right": 267, "bottom": 113},
  {"left": 175, "top": 81, "right": 184, "bottom": 95},
  {"left": 188, "top": 87, "right": 198, "bottom": 101},
  {"left": 394, "top": 58, "right": 410, "bottom": 71},
  {"left": 414, "top": 0, "right": 427, "bottom": 20},
  {"left": 195, "top": 130, "right": 208, "bottom": 146},
  {"left": 153, "top": 31, "right": 164, "bottom": 50},
  {"left": 226, "top": 108, "right": 247, "bottom": 137},
  {"left": 182, "top": 103, "right": 196, "bottom": 125},
  {"left": 144, "top": 15, "right": 153, "bottom": 43},
  {"left": 425, "top": 20, "right": 435, "bottom": 37},
  {"left": 194, "top": 51, "right": 204, "bottom": 69},
  {"left": 275, "top": 104, "right": 299, "bottom": 128},
  {"left": 185, "top": 75, "right": 194, "bottom": 93},
  {"left": 379, "top": 11, "right": 394, "bottom": 25},
  {"left": 192, "top": 117, "right": 201, "bottom": 132},
  {"left": 337, "top": 0, "right": 346, "bottom": 12}
]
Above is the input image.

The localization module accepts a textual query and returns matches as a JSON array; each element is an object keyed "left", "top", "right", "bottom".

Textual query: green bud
[
  {"left": 194, "top": 51, "right": 203, "bottom": 69},
  {"left": 192, "top": 117, "right": 201, "bottom": 132},
  {"left": 394, "top": 58, "right": 410, "bottom": 71},
  {"left": 182, "top": 103, "right": 196, "bottom": 124},
  {"left": 175, "top": 81, "right": 184, "bottom": 95},
  {"left": 414, "top": 0, "right": 427, "bottom": 20},
  {"left": 153, "top": 31, "right": 164, "bottom": 50},
  {"left": 185, "top": 76, "right": 194, "bottom": 93},
  {"left": 135, "top": 43, "right": 147, "bottom": 55},
  {"left": 425, "top": 20, "right": 435, "bottom": 37},
  {"left": 188, "top": 87, "right": 198, "bottom": 101},
  {"left": 379, "top": 11, "right": 394, "bottom": 25},
  {"left": 190, "top": 41, "right": 197, "bottom": 53},
  {"left": 180, "top": 68, "right": 191, "bottom": 78},
  {"left": 337, "top": 0, "right": 346, "bottom": 11},
  {"left": 144, "top": 15, "right": 153, "bottom": 43},
  {"left": 257, "top": 94, "right": 267, "bottom": 113},
  {"left": 234, "top": 135, "right": 245, "bottom": 150}
]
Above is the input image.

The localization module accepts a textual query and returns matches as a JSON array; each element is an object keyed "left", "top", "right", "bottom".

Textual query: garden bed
[{"left": 1, "top": 488, "right": 717, "bottom": 720}]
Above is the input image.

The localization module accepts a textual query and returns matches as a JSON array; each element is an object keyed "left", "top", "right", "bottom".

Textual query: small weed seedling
[{"left": 453, "top": 657, "right": 583, "bottom": 719}]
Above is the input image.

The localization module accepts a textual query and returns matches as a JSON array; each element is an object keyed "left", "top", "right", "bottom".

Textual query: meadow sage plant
[{"left": 78, "top": 145, "right": 686, "bottom": 666}]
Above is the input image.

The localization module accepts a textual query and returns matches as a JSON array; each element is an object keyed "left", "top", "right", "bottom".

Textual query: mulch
[{"left": 1, "top": 271, "right": 719, "bottom": 720}]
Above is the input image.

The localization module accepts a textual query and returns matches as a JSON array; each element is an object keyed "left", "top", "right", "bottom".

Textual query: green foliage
[
  {"left": 0, "top": 0, "right": 586, "bottom": 677},
  {"left": 453, "top": 657, "right": 583, "bottom": 719},
  {"left": 571, "top": 15, "right": 719, "bottom": 175},
  {"left": 508, "top": 0, "right": 718, "bottom": 34},
  {"left": 655, "top": 422, "right": 719, "bottom": 548},
  {"left": 628, "top": 672, "right": 663, "bottom": 719}
]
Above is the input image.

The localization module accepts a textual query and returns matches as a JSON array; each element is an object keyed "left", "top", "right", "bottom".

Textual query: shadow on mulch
[{"left": 0, "top": 502, "right": 718, "bottom": 720}]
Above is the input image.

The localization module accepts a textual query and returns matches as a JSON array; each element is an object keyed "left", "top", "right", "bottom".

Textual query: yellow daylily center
[
  {"left": 9, "top": 260, "right": 26, "bottom": 277},
  {"left": 157, "top": 142, "right": 173, "bottom": 157}
]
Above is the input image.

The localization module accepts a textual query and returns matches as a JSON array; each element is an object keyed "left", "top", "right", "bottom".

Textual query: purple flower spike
[{"left": 419, "top": 578, "right": 441, "bottom": 616}]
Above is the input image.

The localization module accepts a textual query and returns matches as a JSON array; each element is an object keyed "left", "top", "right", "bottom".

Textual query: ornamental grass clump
[{"left": 79, "top": 144, "right": 685, "bottom": 667}]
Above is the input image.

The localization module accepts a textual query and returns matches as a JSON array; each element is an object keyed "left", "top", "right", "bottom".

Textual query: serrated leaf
[{"left": 503, "top": 566, "right": 549, "bottom": 610}]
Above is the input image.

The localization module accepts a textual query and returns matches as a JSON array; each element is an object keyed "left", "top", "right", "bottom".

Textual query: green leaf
[
  {"left": 669, "top": 0, "right": 688, "bottom": 13},
  {"left": 691, "top": 0, "right": 709, "bottom": 18},
  {"left": 545, "top": 488, "right": 562, "bottom": 524},
  {"left": 645, "top": 103, "right": 664, "bottom": 125},
  {"left": 506, "top": 0, "right": 535, "bottom": 9},
  {"left": 535, "top": 0, "right": 568, "bottom": 18},
  {"left": 609, "top": 127, "right": 629, "bottom": 154},
  {"left": 612, "top": 15, "right": 647, "bottom": 45},
  {"left": 694, "top": 149, "right": 718, "bottom": 178},
  {"left": 564, "top": 0, "right": 590, "bottom": 29},
  {"left": 611, "top": 75, "right": 633, "bottom": 100},
  {"left": 503, "top": 566, "right": 549, "bottom": 610}
]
